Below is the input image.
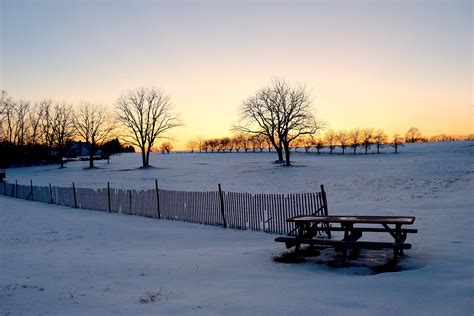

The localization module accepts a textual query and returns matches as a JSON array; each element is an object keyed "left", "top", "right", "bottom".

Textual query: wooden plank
[
  {"left": 230, "top": 192, "right": 235, "bottom": 228},
  {"left": 288, "top": 216, "right": 416, "bottom": 225},
  {"left": 251, "top": 194, "right": 257, "bottom": 231},
  {"left": 218, "top": 184, "right": 226, "bottom": 228}
]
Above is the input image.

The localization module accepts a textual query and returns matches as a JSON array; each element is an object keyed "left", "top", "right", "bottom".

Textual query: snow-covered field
[{"left": 1, "top": 142, "right": 473, "bottom": 315}]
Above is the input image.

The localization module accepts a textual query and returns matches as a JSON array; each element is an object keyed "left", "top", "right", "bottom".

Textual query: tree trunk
[
  {"left": 284, "top": 144, "right": 291, "bottom": 166},
  {"left": 377, "top": 145, "right": 380, "bottom": 154},
  {"left": 59, "top": 146, "right": 64, "bottom": 168},
  {"left": 89, "top": 143, "right": 95, "bottom": 168},
  {"left": 145, "top": 149, "right": 151, "bottom": 167},
  {"left": 141, "top": 147, "right": 147, "bottom": 167},
  {"left": 276, "top": 148, "right": 284, "bottom": 162}
]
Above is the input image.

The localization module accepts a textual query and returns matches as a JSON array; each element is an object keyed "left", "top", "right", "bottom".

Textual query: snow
[{"left": 1, "top": 142, "right": 473, "bottom": 315}]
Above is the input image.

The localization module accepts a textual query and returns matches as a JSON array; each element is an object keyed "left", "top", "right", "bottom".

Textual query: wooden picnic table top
[{"left": 287, "top": 215, "right": 416, "bottom": 225}]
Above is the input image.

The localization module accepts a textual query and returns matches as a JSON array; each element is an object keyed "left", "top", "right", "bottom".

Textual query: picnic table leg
[
  {"left": 342, "top": 223, "right": 362, "bottom": 242},
  {"left": 395, "top": 224, "right": 404, "bottom": 257},
  {"left": 294, "top": 223, "right": 306, "bottom": 254},
  {"left": 383, "top": 223, "right": 407, "bottom": 260}
]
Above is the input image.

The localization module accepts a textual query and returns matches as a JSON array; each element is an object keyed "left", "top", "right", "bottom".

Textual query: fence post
[
  {"left": 49, "top": 183, "right": 53, "bottom": 204},
  {"left": 30, "top": 180, "right": 33, "bottom": 201},
  {"left": 155, "top": 179, "right": 161, "bottom": 219},
  {"left": 129, "top": 190, "right": 132, "bottom": 213},
  {"left": 107, "top": 182, "right": 111, "bottom": 213},
  {"left": 218, "top": 183, "right": 227, "bottom": 228},
  {"left": 320, "top": 184, "right": 328, "bottom": 216},
  {"left": 320, "top": 184, "right": 331, "bottom": 239},
  {"left": 72, "top": 182, "right": 77, "bottom": 208},
  {"left": 15, "top": 180, "right": 18, "bottom": 198}
]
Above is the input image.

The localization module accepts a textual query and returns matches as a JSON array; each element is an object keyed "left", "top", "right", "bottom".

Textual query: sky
[{"left": 1, "top": 0, "right": 472, "bottom": 149}]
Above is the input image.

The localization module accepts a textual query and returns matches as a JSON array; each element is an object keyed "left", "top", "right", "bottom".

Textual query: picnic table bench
[{"left": 275, "top": 215, "right": 417, "bottom": 261}]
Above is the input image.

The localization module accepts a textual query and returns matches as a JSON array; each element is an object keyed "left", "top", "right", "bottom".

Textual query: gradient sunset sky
[{"left": 1, "top": 0, "right": 472, "bottom": 148}]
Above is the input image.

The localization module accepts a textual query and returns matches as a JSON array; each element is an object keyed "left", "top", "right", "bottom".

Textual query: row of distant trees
[
  {"left": 187, "top": 126, "right": 474, "bottom": 156},
  {"left": 2, "top": 80, "right": 473, "bottom": 168}
]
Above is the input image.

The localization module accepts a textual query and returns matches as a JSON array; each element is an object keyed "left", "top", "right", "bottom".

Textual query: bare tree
[
  {"left": 265, "top": 138, "right": 272, "bottom": 152},
  {"left": 349, "top": 128, "right": 360, "bottom": 155},
  {"left": 28, "top": 103, "right": 42, "bottom": 146},
  {"left": 337, "top": 130, "right": 349, "bottom": 155},
  {"left": 252, "top": 134, "right": 266, "bottom": 152},
  {"left": 51, "top": 104, "right": 75, "bottom": 168},
  {"left": 2, "top": 96, "right": 15, "bottom": 144},
  {"left": 361, "top": 128, "right": 374, "bottom": 154},
  {"left": 116, "top": 87, "right": 181, "bottom": 168},
  {"left": 220, "top": 137, "right": 231, "bottom": 152},
  {"left": 13, "top": 100, "right": 30, "bottom": 146},
  {"left": 231, "top": 133, "right": 249, "bottom": 152},
  {"left": 405, "top": 127, "right": 421, "bottom": 143},
  {"left": 392, "top": 133, "right": 404, "bottom": 153},
  {"left": 0, "top": 90, "right": 8, "bottom": 141},
  {"left": 290, "top": 138, "right": 302, "bottom": 152},
  {"left": 301, "top": 135, "right": 314, "bottom": 153},
  {"left": 249, "top": 135, "right": 259, "bottom": 152},
  {"left": 231, "top": 135, "right": 242, "bottom": 152},
  {"left": 373, "top": 129, "right": 387, "bottom": 154},
  {"left": 236, "top": 78, "right": 323, "bottom": 166},
  {"left": 325, "top": 130, "right": 337, "bottom": 154},
  {"left": 314, "top": 137, "right": 324, "bottom": 154},
  {"left": 196, "top": 136, "right": 205, "bottom": 153},
  {"left": 74, "top": 104, "right": 113, "bottom": 168},
  {"left": 187, "top": 140, "right": 198, "bottom": 153},
  {"left": 159, "top": 141, "right": 173, "bottom": 154},
  {"left": 38, "top": 100, "right": 55, "bottom": 151}
]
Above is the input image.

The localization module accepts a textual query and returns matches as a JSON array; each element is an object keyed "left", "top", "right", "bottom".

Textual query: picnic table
[{"left": 275, "top": 215, "right": 417, "bottom": 261}]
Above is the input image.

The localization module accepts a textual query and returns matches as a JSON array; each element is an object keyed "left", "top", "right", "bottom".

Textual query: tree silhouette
[
  {"left": 392, "top": 133, "right": 404, "bottom": 153},
  {"left": 236, "top": 78, "right": 323, "bottom": 166},
  {"left": 116, "top": 87, "right": 181, "bottom": 168},
  {"left": 73, "top": 104, "right": 113, "bottom": 168},
  {"left": 337, "top": 130, "right": 349, "bottom": 155},
  {"left": 405, "top": 127, "right": 421, "bottom": 143},
  {"left": 325, "top": 130, "right": 337, "bottom": 154},
  {"left": 51, "top": 104, "right": 75, "bottom": 168},
  {"left": 361, "top": 128, "right": 374, "bottom": 154},
  {"left": 350, "top": 128, "right": 360, "bottom": 155},
  {"left": 373, "top": 129, "right": 387, "bottom": 154}
]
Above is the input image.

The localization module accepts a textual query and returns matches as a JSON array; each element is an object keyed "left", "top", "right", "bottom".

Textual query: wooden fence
[{"left": 0, "top": 180, "right": 328, "bottom": 235}]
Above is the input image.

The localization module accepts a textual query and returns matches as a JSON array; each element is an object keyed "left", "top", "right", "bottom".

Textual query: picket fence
[{"left": 0, "top": 181, "right": 328, "bottom": 235}]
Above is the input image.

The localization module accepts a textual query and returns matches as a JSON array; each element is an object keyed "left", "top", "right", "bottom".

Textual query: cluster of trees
[
  {"left": 185, "top": 79, "right": 412, "bottom": 162},
  {"left": 159, "top": 141, "right": 173, "bottom": 154},
  {"left": 404, "top": 127, "right": 473, "bottom": 143},
  {"left": 0, "top": 92, "right": 117, "bottom": 168},
  {"left": 188, "top": 126, "right": 474, "bottom": 157},
  {"left": 314, "top": 129, "right": 404, "bottom": 154},
  {"left": 0, "top": 87, "right": 179, "bottom": 169},
  {"left": 187, "top": 134, "right": 271, "bottom": 153},
  {"left": 187, "top": 129, "right": 404, "bottom": 155}
]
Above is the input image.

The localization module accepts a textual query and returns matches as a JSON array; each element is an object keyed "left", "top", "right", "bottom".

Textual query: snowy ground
[{"left": 1, "top": 142, "right": 473, "bottom": 315}]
